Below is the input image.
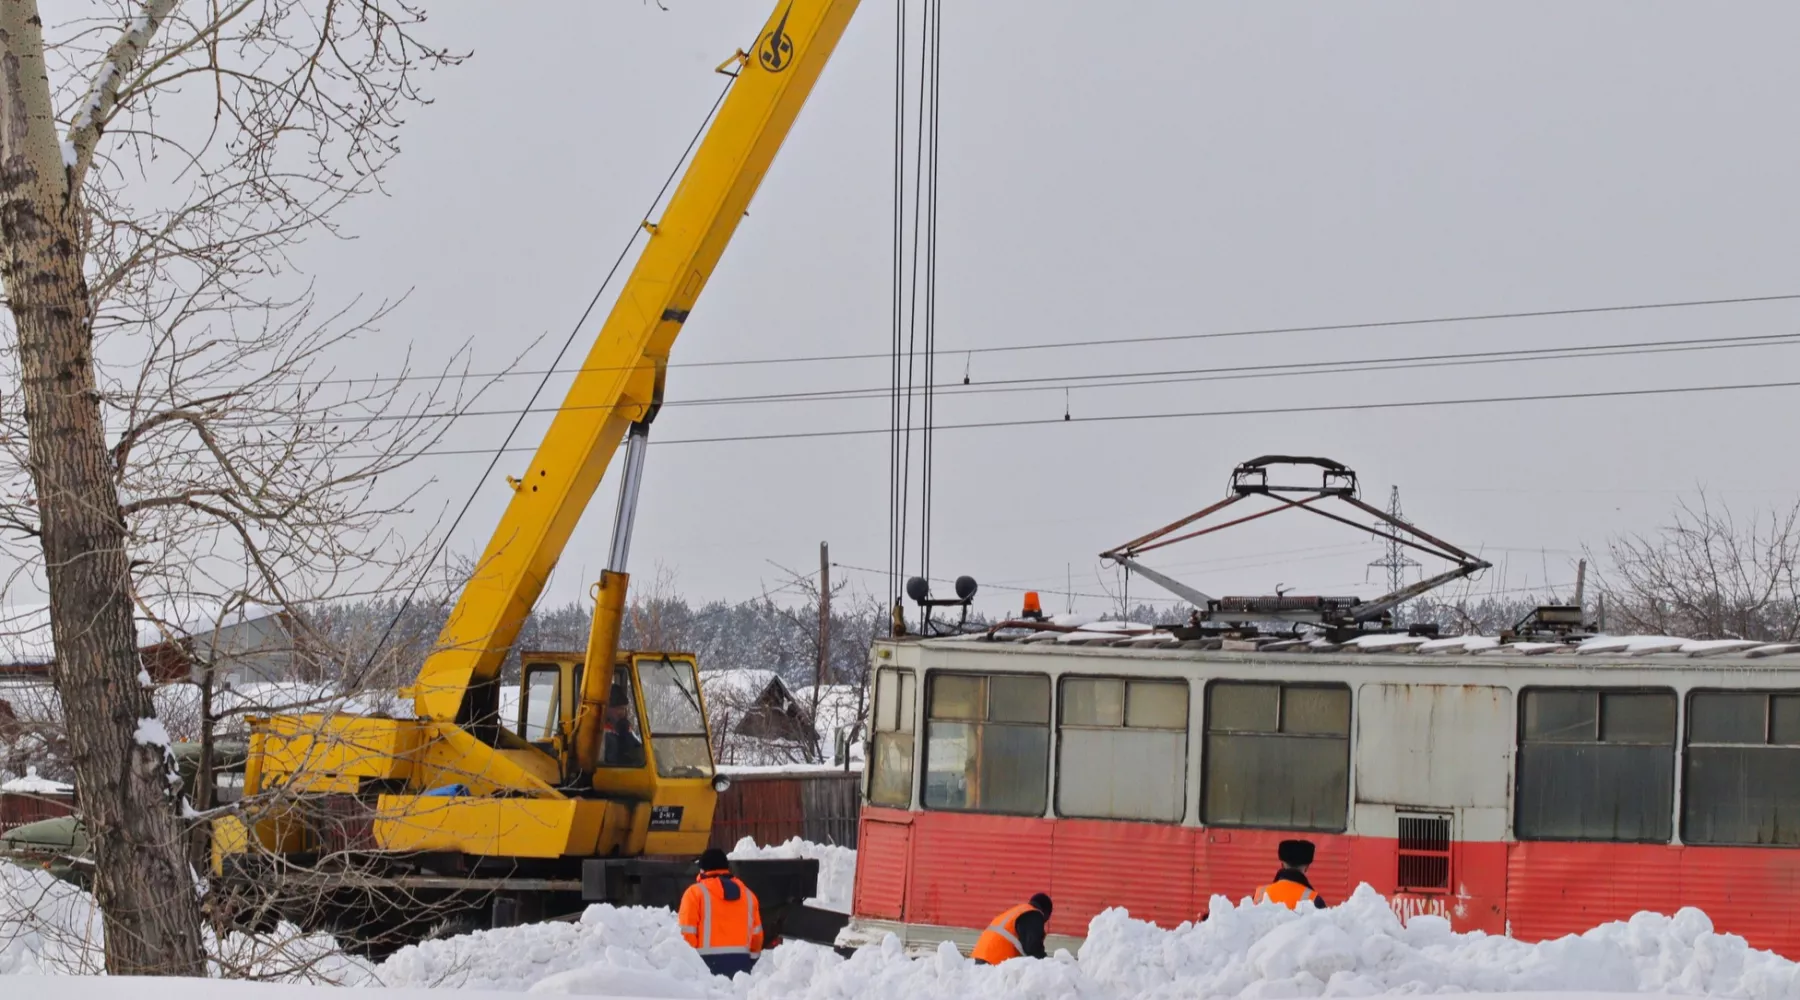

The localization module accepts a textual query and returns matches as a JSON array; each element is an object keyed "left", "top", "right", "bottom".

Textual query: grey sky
[{"left": 291, "top": 1, "right": 1800, "bottom": 619}]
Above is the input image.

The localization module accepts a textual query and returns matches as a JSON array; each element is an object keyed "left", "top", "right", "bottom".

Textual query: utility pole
[
  {"left": 1368, "top": 486, "right": 1422, "bottom": 595},
  {"left": 817, "top": 542, "right": 831, "bottom": 690},
  {"left": 1573, "top": 558, "right": 1587, "bottom": 613}
]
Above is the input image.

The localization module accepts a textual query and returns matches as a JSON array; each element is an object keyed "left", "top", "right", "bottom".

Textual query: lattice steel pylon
[{"left": 1368, "top": 485, "right": 1422, "bottom": 594}]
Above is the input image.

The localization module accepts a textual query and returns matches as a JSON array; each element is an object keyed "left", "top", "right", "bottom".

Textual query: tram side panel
[{"left": 1353, "top": 683, "right": 1513, "bottom": 934}]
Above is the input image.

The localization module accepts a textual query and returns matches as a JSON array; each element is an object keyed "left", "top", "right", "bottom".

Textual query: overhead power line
[
  {"left": 357, "top": 376, "right": 1800, "bottom": 458},
  {"left": 231, "top": 291, "right": 1800, "bottom": 390},
  {"left": 220, "top": 328, "right": 1800, "bottom": 430}
]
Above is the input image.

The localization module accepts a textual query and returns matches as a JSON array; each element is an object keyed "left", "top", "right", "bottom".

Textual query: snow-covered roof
[
  {"left": 0, "top": 766, "right": 73, "bottom": 796},
  {"left": 927, "top": 625, "right": 1800, "bottom": 662},
  {"left": 0, "top": 599, "right": 287, "bottom": 667},
  {"left": 794, "top": 683, "right": 867, "bottom": 737},
  {"left": 699, "top": 668, "right": 788, "bottom": 706}
]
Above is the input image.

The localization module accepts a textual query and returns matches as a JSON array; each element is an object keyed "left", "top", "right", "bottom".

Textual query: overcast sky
[{"left": 285, "top": 0, "right": 1800, "bottom": 620}]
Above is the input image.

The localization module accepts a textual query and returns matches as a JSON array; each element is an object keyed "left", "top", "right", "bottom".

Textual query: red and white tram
[{"left": 846, "top": 632, "right": 1800, "bottom": 957}]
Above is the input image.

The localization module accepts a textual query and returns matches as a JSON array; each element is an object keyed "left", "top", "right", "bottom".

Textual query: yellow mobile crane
[{"left": 213, "top": 0, "right": 860, "bottom": 951}]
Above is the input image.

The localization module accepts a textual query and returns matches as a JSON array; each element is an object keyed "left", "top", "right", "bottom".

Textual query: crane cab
[{"left": 513, "top": 650, "right": 722, "bottom": 856}]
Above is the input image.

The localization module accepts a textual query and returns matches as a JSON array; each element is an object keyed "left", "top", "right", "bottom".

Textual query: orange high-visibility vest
[
  {"left": 1254, "top": 880, "right": 1318, "bottom": 909},
  {"left": 971, "top": 902, "right": 1037, "bottom": 964},
  {"left": 678, "top": 871, "right": 765, "bottom": 959}
]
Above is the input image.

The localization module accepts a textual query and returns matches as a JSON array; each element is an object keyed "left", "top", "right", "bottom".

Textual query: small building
[{"left": 698, "top": 672, "right": 813, "bottom": 758}]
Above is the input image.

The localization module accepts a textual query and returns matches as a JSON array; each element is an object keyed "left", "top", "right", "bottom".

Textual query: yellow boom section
[{"left": 413, "top": 0, "right": 860, "bottom": 722}]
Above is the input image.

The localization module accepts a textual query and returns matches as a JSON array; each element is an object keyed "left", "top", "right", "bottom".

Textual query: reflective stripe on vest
[
  {"left": 1253, "top": 881, "right": 1318, "bottom": 910},
  {"left": 971, "top": 903, "right": 1037, "bottom": 964},
  {"left": 695, "top": 875, "right": 760, "bottom": 956}
]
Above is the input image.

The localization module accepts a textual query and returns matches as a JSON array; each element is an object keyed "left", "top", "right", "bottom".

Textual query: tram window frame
[
  {"left": 1515, "top": 687, "right": 1676, "bottom": 844},
  {"left": 1682, "top": 690, "right": 1800, "bottom": 847},
  {"left": 1055, "top": 675, "right": 1189, "bottom": 823},
  {"left": 922, "top": 671, "right": 1051, "bottom": 817},
  {"left": 868, "top": 668, "right": 917, "bottom": 808},
  {"left": 1201, "top": 680, "right": 1351, "bottom": 833}
]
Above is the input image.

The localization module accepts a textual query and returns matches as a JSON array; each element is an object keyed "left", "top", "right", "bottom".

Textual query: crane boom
[{"left": 412, "top": 0, "right": 859, "bottom": 724}]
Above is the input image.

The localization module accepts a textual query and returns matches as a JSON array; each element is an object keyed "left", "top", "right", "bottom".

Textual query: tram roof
[{"left": 890, "top": 627, "right": 1800, "bottom": 670}]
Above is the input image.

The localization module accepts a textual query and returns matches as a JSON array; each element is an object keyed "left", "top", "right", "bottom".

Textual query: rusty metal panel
[
  {"left": 854, "top": 811, "right": 911, "bottom": 920},
  {"left": 0, "top": 790, "right": 76, "bottom": 832},
  {"left": 1505, "top": 841, "right": 1682, "bottom": 942},
  {"left": 1678, "top": 845, "right": 1800, "bottom": 957},
  {"left": 708, "top": 776, "right": 804, "bottom": 850},
  {"left": 1050, "top": 818, "right": 1196, "bottom": 929},
  {"left": 907, "top": 811, "right": 1055, "bottom": 932},
  {"left": 798, "top": 775, "right": 860, "bottom": 847},
  {"left": 1357, "top": 684, "right": 1512, "bottom": 809}
]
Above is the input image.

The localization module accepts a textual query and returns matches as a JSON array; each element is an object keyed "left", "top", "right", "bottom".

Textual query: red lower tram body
[{"left": 852, "top": 808, "right": 1800, "bottom": 957}]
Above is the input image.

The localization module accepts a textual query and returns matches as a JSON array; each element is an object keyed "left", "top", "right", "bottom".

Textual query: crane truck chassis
[{"left": 207, "top": 0, "right": 863, "bottom": 956}]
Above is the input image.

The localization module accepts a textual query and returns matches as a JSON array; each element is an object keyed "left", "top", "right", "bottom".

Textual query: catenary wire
[
  {"left": 199, "top": 292, "right": 1800, "bottom": 390},
  {"left": 337, "top": 377, "right": 1800, "bottom": 458},
  {"left": 241, "top": 329, "right": 1800, "bottom": 429}
]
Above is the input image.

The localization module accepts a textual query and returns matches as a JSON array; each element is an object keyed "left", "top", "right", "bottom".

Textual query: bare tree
[
  {"left": 0, "top": 0, "right": 463, "bottom": 975},
  {"left": 1591, "top": 493, "right": 1800, "bottom": 642}
]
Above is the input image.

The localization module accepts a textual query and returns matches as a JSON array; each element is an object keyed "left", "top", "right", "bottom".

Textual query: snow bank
[
  {"left": 726, "top": 836, "right": 854, "bottom": 914},
  {"left": 377, "top": 904, "right": 711, "bottom": 993},
  {"left": 0, "top": 860, "right": 369, "bottom": 981},
  {"left": 382, "top": 884, "right": 1800, "bottom": 999}
]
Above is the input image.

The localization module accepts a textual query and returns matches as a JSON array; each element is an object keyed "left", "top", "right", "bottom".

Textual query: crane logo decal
[{"left": 759, "top": 4, "right": 795, "bottom": 73}]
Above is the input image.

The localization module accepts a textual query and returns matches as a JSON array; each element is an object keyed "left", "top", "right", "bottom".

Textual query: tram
[{"left": 845, "top": 630, "right": 1800, "bottom": 957}]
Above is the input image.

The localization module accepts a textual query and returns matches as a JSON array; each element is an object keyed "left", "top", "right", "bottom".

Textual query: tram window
[
  {"left": 869, "top": 668, "right": 917, "bottom": 808},
  {"left": 1057, "top": 677, "right": 1188, "bottom": 823},
  {"left": 1683, "top": 690, "right": 1800, "bottom": 846},
  {"left": 1202, "top": 681, "right": 1350, "bottom": 832},
  {"left": 923, "top": 672, "right": 1050, "bottom": 816},
  {"left": 1516, "top": 688, "right": 1674, "bottom": 843}
]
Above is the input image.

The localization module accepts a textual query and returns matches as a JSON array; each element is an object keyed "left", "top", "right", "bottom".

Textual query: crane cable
[
  {"left": 355, "top": 68, "right": 741, "bottom": 677},
  {"left": 888, "top": 0, "right": 945, "bottom": 624}
]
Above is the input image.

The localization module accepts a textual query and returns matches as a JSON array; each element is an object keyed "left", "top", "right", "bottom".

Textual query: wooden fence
[{"left": 708, "top": 769, "right": 861, "bottom": 850}]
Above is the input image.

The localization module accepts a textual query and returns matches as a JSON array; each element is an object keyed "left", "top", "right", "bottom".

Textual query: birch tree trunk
[{"left": 0, "top": 0, "right": 206, "bottom": 975}]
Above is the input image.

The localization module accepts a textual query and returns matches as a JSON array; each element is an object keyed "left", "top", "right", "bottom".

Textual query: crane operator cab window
[
  {"left": 519, "top": 662, "right": 569, "bottom": 751},
  {"left": 602, "top": 672, "right": 647, "bottom": 768},
  {"left": 637, "top": 655, "right": 714, "bottom": 779}
]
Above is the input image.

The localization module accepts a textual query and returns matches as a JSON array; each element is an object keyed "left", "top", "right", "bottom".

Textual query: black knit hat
[
  {"left": 1277, "top": 839, "right": 1315, "bottom": 867},
  {"left": 699, "top": 848, "right": 731, "bottom": 871},
  {"left": 1030, "top": 892, "right": 1053, "bottom": 918}
]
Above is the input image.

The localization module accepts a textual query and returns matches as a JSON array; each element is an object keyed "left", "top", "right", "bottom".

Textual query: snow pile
[
  {"left": 1, "top": 859, "right": 105, "bottom": 974},
  {"left": 378, "top": 904, "right": 710, "bottom": 993},
  {"left": 727, "top": 836, "right": 855, "bottom": 914},
  {"left": 0, "top": 860, "right": 369, "bottom": 981},
  {"left": 1075, "top": 886, "right": 1799, "bottom": 999},
  {"left": 391, "top": 885, "right": 1800, "bottom": 999}
]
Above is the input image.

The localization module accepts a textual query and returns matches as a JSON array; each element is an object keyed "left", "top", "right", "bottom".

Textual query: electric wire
[
  {"left": 248, "top": 328, "right": 1800, "bottom": 429},
  {"left": 353, "top": 71, "right": 740, "bottom": 673},
  {"left": 230, "top": 291, "right": 1800, "bottom": 390},
  {"left": 186, "top": 289, "right": 1800, "bottom": 390},
  {"left": 339, "top": 376, "right": 1800, "bottom": 457}
]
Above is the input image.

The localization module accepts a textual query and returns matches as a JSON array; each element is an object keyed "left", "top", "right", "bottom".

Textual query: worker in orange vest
[
  {"left": 971, "top": 893, "right": 1053, "bottom": 964},
  {"left": 1254, "top": 839, "right": 1327, "bottom": 910},
  {"left": 678, "top": 848, "right": 765, "bottom": 977}
]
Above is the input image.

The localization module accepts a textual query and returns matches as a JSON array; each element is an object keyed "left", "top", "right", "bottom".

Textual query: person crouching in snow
[
  {"left": 679, "top": 848, "right": 764, "bottom": 976},
  {"left": 1254, "top": 839, "right": 1328, "bottom": 909},
  {"left": 971, "top": 893, "right": 1053, "bottom": 964}
]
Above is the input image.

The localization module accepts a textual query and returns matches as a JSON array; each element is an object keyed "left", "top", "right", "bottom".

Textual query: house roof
[
  {"left": 699, "top": 668, "right": 790, "bottom": 708},
  {"left": 0, "top": 600, "right": 287, "bottom": 669}
]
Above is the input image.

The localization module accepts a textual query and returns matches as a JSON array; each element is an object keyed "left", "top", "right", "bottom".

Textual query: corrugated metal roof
[{"left": 917, "top": 623, "right": 1800, "bottom": 664}]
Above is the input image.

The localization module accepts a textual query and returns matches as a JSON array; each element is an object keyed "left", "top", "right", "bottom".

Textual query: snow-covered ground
[{"left": 7, "top": 841, "right": 1800, "bottom": 998}]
